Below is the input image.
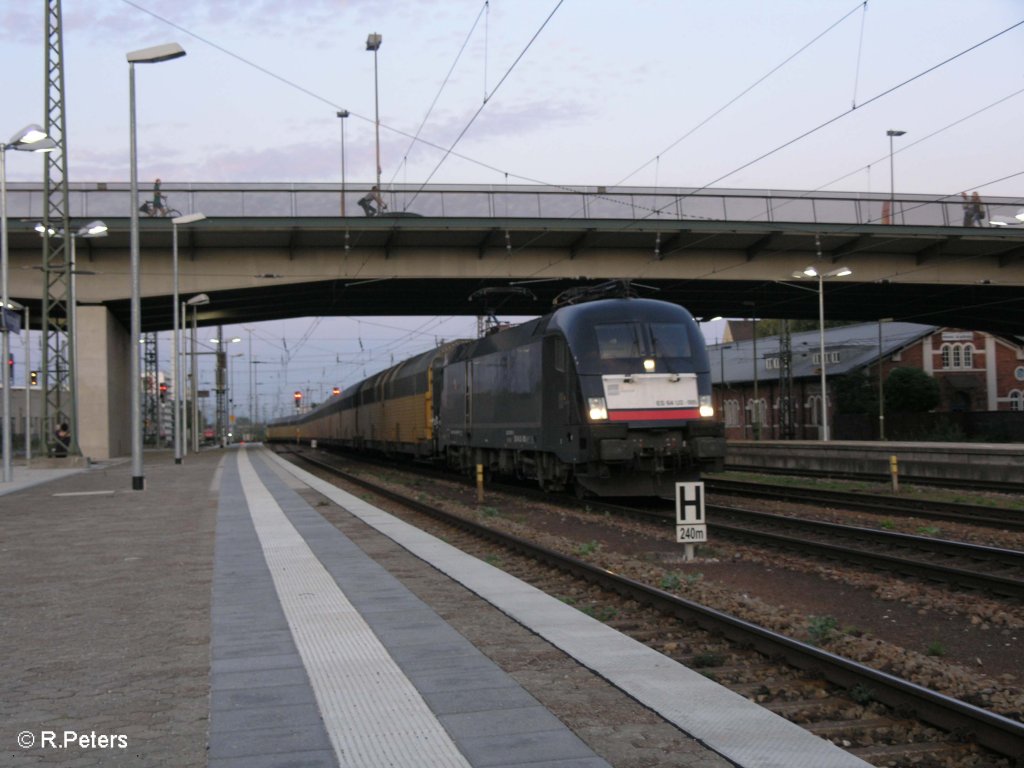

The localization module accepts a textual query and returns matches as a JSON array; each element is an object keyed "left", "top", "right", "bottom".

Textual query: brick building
[{"left": 708, "top": 322, "right": 1024, "bottom": 441}]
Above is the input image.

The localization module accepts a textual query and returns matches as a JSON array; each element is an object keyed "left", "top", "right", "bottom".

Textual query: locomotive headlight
[
  {"left": 643, "top": 358, "right": 656, "bottom": 372},
  {"left": 699, "top": 395, "right": 715, "bottom": 418},
  {"left": 587, "top": 397, "right": 609, "bottom": 421}
]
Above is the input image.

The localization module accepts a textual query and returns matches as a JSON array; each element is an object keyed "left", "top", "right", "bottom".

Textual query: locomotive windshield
[
  {"left": 595, "top": 323, "right": 643, "bottom": 359},
  {"left": 594, "top": 322, "right": 691, "bottom": 362}
]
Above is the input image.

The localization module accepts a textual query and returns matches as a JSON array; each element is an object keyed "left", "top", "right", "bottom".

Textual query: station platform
[
  {"left": 726, "top": 438, "right": 1024, "bottom": 486},
  {"left": 2, "top": 446, "right": 872, "bottom": 768}
]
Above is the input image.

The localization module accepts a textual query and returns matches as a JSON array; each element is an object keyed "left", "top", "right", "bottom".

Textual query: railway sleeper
[
  {"left": 807, "top": 716, "right": 904, "bottom": 740},
  {"left": 847, "top": 740, "right": 979, "bottom": 764},
  {"left": 761, "top": 695, "right": 865, "bottom": 722}
]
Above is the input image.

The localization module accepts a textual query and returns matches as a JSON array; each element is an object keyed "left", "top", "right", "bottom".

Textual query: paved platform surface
[
  {"left": 2, "top": 445, "right": 871, "bottom": 767},
  {"left": 2, "top": 451, "right": 218, "bottom": 767}
]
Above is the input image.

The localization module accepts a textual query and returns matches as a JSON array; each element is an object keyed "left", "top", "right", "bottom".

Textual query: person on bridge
[
  {"left": 961, "top": 191, "right": 985, "bottom": 227},
  {"left": 358, "top": 185, "right": 387, "bottom": 216},
  {"left": 152, "top": 178, "right": 166, "bottom": 216},
  {"left": 970, "top": 191, "right": 986, "bottom": 227}
]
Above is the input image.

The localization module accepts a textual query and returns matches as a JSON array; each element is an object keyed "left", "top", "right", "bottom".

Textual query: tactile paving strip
[{"left": 237, "top": 449, "right": 471, "bottom": 768}]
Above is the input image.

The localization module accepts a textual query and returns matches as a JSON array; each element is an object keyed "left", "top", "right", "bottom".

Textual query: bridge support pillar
[{"left": 77, "top": 306, "right": 132, "bottom": 460}]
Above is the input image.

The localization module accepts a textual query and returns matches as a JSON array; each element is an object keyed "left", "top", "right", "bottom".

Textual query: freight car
[{"left": 267, "top": 295, "right": 725, "bottom": 497}]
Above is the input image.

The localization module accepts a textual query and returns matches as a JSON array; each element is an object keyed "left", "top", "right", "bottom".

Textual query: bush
[{"left": 885, "top": 368, "right": 940, "bottom": 413}]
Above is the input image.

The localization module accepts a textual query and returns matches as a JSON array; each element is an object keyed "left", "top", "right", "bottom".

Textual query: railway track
[
  {"left": 277, "top": 446, "right": 1024, "bottom": 767},
  {"left": 562, "top": 495, "right": 1024, "bottom": 601},
  {"left": 706, "top": 505, "right": 1024, "bottom": 600},
  {"left": 722, "top": 463, "right": 1024, "bottom": 496},
  {"left": 706, "top": 477, "right": 1024, "bottom": 531}
]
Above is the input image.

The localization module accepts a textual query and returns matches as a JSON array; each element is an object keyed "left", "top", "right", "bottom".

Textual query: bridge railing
[{"left": 5, "top": 182, "right": 1022, "bottom": 228}]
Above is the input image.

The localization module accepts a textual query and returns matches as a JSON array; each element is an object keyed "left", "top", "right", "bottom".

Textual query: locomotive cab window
[
  {"left": 594, "top": 322, "right": 690, "bottom": 362},
  {"left": 595, "top": 323, "right": 643, "bottom": 360},
  {"left": 649, "top": 323, "right": 690, "bottom": 359}
]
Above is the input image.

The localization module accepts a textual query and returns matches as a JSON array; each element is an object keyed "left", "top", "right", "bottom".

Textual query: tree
[{"left": 884, "top": 367, "right": 940, "bottom": 413}]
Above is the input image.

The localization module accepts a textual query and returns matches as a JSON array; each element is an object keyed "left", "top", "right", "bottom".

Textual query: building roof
[{"left": 707, "top": 322, "right": 937, "bottom": 386}]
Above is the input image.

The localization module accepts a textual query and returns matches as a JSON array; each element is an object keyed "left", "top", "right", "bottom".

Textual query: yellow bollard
[
  {"left": 476, "top": 464, "right": 485, "bottom": 503},
  {"left": 889, "top": 454, "right": 899, "bottom": 494}
]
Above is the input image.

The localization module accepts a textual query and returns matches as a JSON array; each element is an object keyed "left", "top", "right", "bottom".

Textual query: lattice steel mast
[
  {"left": 41, "top": 0, "right": 76, "bottom": 456},
  {"left": 778, "top": 319, "right": 796, "bottom": 439},
  {"left": 143, "top": 333, "right": 158, "bottom": 444}
]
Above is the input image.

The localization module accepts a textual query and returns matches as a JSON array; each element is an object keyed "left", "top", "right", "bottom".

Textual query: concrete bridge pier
[{"left": 77, "top": 305, "right": 132, "bottom": 461}]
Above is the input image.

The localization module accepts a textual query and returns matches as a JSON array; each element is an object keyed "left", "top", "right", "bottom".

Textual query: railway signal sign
[{"left": 675, "top": 481, "right": 706, "bottom": 560}]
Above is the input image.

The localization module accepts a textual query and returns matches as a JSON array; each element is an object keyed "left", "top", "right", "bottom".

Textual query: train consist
[{"left": 267, "top": 294, "right": 725, "bottom": 497}]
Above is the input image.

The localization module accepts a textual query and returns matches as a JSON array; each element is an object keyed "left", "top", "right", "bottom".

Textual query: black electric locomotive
[
  {"left": 436, "top": 296, "right": 724, "bottom": 496},
  {"left": 268, "top": 295, "right": 725, "bottom": 497}
]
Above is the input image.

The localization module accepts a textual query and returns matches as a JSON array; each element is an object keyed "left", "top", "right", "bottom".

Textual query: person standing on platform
[{"left": 54, "top": 422, "right": 71, "bottom": 457}]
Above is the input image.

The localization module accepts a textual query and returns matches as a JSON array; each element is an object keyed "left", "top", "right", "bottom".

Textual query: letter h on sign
[{"left": 676, "top": 482, "right": 704, "bottom": 525}]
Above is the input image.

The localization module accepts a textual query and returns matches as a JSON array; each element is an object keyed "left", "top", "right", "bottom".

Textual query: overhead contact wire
[
  {"left": 614, "top": 0, "right": 869, "bottom": 187},
  {"left": 404, "top": 0, "right": 566, "bottom": 207}
]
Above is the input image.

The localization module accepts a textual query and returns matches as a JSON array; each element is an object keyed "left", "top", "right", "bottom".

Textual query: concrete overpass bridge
[
  {"left": 7, "top": 182, "right": 1024, "bottom": 335},
  {"left": 4, "top": 182, "right": 1023, "bottom": 459}
]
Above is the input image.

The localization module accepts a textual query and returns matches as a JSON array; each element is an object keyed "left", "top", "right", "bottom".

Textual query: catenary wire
[{"left": 613, "top": 1, "right": 869, "bottom": 188}]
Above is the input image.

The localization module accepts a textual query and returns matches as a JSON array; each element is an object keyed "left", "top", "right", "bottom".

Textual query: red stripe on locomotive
[{"left": 607, "top": 408, "right": 700, "bottom": 421}]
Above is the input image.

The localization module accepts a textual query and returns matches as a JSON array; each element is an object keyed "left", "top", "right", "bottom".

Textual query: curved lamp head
[
  {"left": 79, "top": 220, "right": 108, "bottom": 238},
  {"left": 127, "top": 42, "right": 186, "bottom": 64},
  {"left": 186, "top": 293, "right": 210, "bottom": 306},
  {"left": 794, "top": 265, "right": 852, "bottom": 279},
  {"left": 172, "top": 212, "right": 206, "bottom": 226},
  {"left": 5, "top": 124, "right": 57, "bottom": 153}
]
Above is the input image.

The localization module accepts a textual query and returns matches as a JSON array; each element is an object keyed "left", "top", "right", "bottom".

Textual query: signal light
[
  {"left": 30, "top": 370, "right": 38, "bottom": 386},
  {"left": 159, "top": 383, "right": 168, "bottom": 402},
  {"left": 294, "top": 391, "right": 303, "bottom": 408},
  {"left": 332, "top": 387, "right": 340, "bottom": 396}
]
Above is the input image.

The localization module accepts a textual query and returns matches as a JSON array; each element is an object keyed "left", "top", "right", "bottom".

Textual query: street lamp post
[
  {"left": 228, "top": 351, "right": 244, "bottom": 441},
  {"left": 171, "top": 212, "right": 206, "bottom": 464},
  {"left": 127, "top": 42, "right": 186, "bottom": 491},
  {"left": 366, "top": 33, "right": 382, "bottom": 190},
  {"left": 337, "top": 110, "right": 349, "bottom": 216},
  {"left": 791, "top": 265, "right": 853, "bottom": 441},
  {"left": 2, "top": 124, "right": 56, "bottom": 483},
  {"left": 186, "top": 293, "right": 209, "bottom": 453},
  {"left": 23, "top": 304, "right": 30, "bottom": 461},
  {"left": 886, "top": 129, "right": 906, "bottom": 225}
]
